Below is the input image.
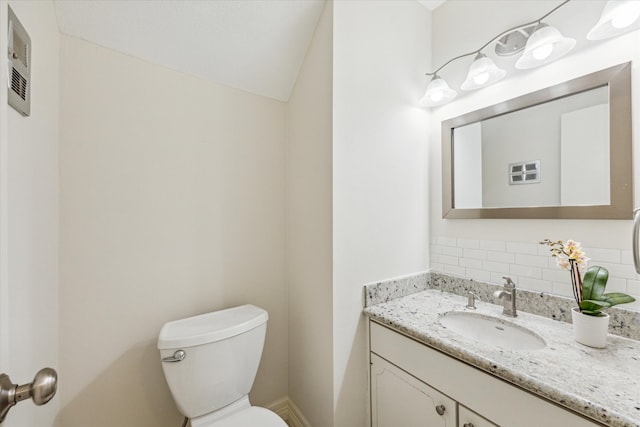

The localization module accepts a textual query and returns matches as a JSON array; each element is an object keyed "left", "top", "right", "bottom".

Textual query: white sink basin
[{"left": 440, "top": 311, "right": 546, "bottom": 351}]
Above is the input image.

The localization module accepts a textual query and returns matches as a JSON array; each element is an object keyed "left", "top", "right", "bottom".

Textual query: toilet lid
[{"left": 208, "top": 407, "right": 287, "bottom": 427}]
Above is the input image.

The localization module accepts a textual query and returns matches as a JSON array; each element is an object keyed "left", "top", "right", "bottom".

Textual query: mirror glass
[
  {"left": 454, "top": 86, "right": 609, "bottom": 209},
  {"left": 442, "top": 62, "right": 632, "bottom": 219}
]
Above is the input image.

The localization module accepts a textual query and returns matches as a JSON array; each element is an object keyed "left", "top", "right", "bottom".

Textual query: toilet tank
[{"left": 157, "top": 305, "right": 268, "bottom": 419}]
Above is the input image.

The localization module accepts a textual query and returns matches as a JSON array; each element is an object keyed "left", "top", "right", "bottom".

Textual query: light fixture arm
[{"left": 425, "top": 0, "right": 571, "bottom": 76}]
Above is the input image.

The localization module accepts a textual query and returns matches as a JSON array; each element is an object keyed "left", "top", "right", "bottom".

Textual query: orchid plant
[{"left": 540, "top": 239, "right": 636, "bottom": 317}]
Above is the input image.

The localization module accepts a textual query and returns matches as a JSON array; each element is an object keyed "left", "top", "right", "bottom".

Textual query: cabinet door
[
  {"left": 458, "top": 405, "right": 498, "bottom": 427},
  {"left": 371, "top": 322, "right": 605, "bottom": 427},
  {"left": 371, "top": 353, "right": 456, "bottom": 427}
]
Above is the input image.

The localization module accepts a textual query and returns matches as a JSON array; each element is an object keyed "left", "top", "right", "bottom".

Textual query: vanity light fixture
[
  {"left": 587, "top": 0, "right": 640, "bottom": 40},
  {"left": 460, "top": 53, "right": 506, "bottom": 91},
  {"left": 420, "top": 75, "right": 457, "bottom": 107},
  {"left": 421, "top": 0, "right": 640, "bottom": 107},
  {"left": 422, "top": 0, "right": 573, "bottom": 107},
  {"left": 515, "top": 23, "right": 576, "bottom": 69}
]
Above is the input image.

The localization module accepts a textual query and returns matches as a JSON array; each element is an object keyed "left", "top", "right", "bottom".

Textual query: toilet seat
[{"left": 207, "top": 406, "right": 287, "bottom": 427}]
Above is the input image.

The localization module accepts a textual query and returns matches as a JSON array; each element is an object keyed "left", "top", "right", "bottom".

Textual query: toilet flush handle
[{"left": 162, "top": 350, "right": 186, "bottom": 363}]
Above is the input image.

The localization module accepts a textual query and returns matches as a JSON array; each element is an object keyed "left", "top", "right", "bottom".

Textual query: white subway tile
[
  {"left": 430, "top": 263, "right": 444, "bottom": 273},
  {"left": 483, "top": 260, "right": 510, "bottom": 273},
  {"left": 479, "top": 239, "right": 506, "bottom": 252},
  {"left": 585, "top": 247, "right": 621, "bottom": 264},
  {"left": 537, "top": 243, "right": 555, "bottom": 256},
  {"left": 441, "top": 246, "right": 463, "bottom": 257},
  {"left": 431, "top": 245, "right": 443, "bottom": 255},
  {"left": 518, "top": 277, "right": 553, "bottom": 293},
  {"left": 515, "top": 254, "right": 548, "bottom": 268},
  {"left": 603, "top": 277, "right": 627, "bottom": 293},
  {"left": 486, "top": 250, "right": 515, "bottom": 264},
  {"left": 457, "top": 238, "right": 480, "bottom": 249},
  {"left": 627, "top": 279, "right": 640, "bottom": 294},
  {"left": 510, "top": 264, "right": 542, "bottom": 279},
  {"left": 543, "top": 268, "right": 571, "bottom": 283},
  {"left": 444, "top": 265, "right": 465, "bottom": 277},
  {"left": 460, "top": 258, "right": 483, "bottom": 269},
  {"left": 437, "top": 236, "right": 457, "bottom": 247},
  {"left": 437, "top": 254, "right": 459, "bottom": 266},
  {"left": 490, "top": 272, "right": 516, "bottom": 285},
  {"left": 507, "top": 241, "right": 539, "bottom": 255},
  {"left": 465, "top": 268, "right": 491, "bottom": 282},
  {"left": 605, "top": 263, "right": 637, "bottom": 280},
  {"left": 552, "top": 281, "right": 574, "bottom": 298},
  {"left": 463, "top": 248, "right": 487, "bottom": 260},
  {"left": 547, "top": 257, "right": 561, "bottom": 269},
  {"left": 621, "top": 250, "right": 634, "bottom": 265}
]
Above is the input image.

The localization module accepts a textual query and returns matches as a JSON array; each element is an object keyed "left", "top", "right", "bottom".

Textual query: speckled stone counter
[{"left": 364, "top": 289, "right": 640, "bottom": 427}]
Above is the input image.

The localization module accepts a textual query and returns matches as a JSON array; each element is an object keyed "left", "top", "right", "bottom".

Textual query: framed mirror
[{"left": 442, "top": 62, "right": 632, "bottom": 219}]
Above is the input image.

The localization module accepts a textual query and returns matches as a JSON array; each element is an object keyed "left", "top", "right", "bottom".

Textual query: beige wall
[
  {"left": 332, "top": 2, "right": 431, "bottom": 425},
  {"left": 430, "top": 1, "right": 640, "bottom": 288},
  {"left": 286, "top": 1, "right": 334, "bottom": 426},
  {"left": 58, "top": 35, "right": 287, "bottom": 426},
  {"left": 2, "top": 1, "right": 60, "bottom": 426}
]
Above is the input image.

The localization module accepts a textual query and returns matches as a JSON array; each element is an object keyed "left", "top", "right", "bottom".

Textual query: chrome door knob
[
  {"left": 30, "top": 368, "right": 57, "bottom": 405},
  {"left": 435, "top": 404, "right": 446, "bottom": 416},
  {"left": 0, "top": 367, "right": 58, "bottom": 422}
]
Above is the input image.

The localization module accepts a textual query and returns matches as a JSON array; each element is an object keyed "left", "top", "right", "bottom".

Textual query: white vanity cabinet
[
  {"left": 371, "top": 353, "right": 456, "bottom": 426},
  {"left": 458, "top": 406, "right": 497, "bottom": 427},
  {"left": 369, "top": 321, "right": 605, "bottom": 427}
]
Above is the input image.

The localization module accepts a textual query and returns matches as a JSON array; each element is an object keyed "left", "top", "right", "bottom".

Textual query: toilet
[{"left": 157, "top": 304, "right": 287, "bottom": 427}]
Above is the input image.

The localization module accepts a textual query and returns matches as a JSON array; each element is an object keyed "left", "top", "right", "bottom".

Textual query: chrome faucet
[
  {"left": 466, "top": 291, "right": 478, "bottom": 309},
  {"left": 493, "top": 276, "right": 517, "bottom": 317}
]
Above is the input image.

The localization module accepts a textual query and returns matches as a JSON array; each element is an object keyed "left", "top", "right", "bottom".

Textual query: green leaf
[
  {"left": 579, "top": 299, "right": 611, "bottom": 313},
  {"left": 600, "top": 292, "right": 636, "bottom": 307},
  {"left": 582, "top": 266, "right": 608, "bottom": 301},
  {"left": 579, "top": 310, "right": 608, "bottom": 317}
]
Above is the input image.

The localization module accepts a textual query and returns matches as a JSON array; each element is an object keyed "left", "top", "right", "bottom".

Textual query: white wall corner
[{"left": 267, "top": 397, "right": 313, "bottom": 427}]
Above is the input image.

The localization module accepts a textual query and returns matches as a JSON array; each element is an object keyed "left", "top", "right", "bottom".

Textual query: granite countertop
[{"left": 364, "top": 289, "right": 640, "bottom": 427}]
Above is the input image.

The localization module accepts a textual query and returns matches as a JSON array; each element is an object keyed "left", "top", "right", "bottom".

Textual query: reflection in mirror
[
  {"left": 454, "top": 86, "right": 609, "bottom": 209},
  {"left": 442, "top": 62, "right": 632, "bottom": 219}
]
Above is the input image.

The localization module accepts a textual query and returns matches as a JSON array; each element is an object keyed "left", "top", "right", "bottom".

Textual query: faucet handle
[
  {"left": 502, "top": 276, "right": 516, "bottom": 288},
  {"left": 466, "top": 291, "right": 477, "bottom": 310}
]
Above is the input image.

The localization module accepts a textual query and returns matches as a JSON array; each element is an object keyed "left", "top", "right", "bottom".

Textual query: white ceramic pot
[{"left": 571, "top": 307, "right": 609, "bottom": 348}]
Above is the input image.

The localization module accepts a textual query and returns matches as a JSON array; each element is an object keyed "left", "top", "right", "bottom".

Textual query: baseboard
[
  {"left": 266, "top": 397, "right": 312, "bottom": 427},
  {"left": 267, "top": 397, "right": 290, "bottom": 421}
]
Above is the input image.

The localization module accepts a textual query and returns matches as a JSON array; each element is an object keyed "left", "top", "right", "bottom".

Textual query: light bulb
[
  {"left": 473, "top": 72, "right": 490, "bottom": 85},
  {"left": 421, "top": 76, "right": 457, "bottom": 107},
  {"left": 532, "top": 43, "right": 553, "bottom": 60},
  {"left": 430, "top": 90, "right": 444, "bottom": 103}
]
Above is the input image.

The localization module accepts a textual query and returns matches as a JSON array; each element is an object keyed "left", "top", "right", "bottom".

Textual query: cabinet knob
[
  {"left": 463, "top": 424, "right": 475, "bottom": 427},
  {"left": 435, "top": 404, "right": 446, "bottom": 416}
]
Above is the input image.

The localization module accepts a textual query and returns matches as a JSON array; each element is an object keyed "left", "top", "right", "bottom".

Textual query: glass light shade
[
  {"left": 515, "top": 24, "right": 576, "bottom": 70},
  {"left": 461, "top": 53, "right": 506, "bottom": 91},
  {"left": 420, "top": 76, "right": 457, "bottom": 107},
  {"left": 587, "top": 0, "right": 640, "bottom": 40}
]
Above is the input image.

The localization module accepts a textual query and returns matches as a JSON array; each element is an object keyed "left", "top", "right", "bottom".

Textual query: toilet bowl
[{"left": 158, "top": 305, "right": 287, "bottom": 427}]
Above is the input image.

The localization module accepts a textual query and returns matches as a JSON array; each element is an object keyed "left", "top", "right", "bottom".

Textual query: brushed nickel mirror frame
[{"left": 442, "top": 62, "right": 632, "bottom": 219}]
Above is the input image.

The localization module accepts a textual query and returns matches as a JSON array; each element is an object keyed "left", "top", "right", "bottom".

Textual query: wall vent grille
[
  {"left": 7, "top": 6, "right": 31, "bottom": 116},
  {"left": 11, "top": 67, "right": 27, "bottom": 101},
  {"left": 509, "top": 160, "right": 540, "bottom": 185}
]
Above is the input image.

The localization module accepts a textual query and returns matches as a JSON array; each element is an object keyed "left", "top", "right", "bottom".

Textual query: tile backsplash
[{"left": 431, "top": 236, "right": 640, "bottom": 310}]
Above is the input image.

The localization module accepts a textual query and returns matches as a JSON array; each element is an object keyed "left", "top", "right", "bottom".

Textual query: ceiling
[
  {"left": 54, "top": 0, "right": 327, "bottom": 102},
  {"left": 54, "top": 1, "right": 443, "bottom": 102}
]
